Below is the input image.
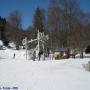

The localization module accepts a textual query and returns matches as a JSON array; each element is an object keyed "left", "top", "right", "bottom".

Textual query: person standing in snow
[
  {"left": 38, "top": 50, "right": 43, "bottom": 60},
  {"left": 33, "top": 51, "right": 36, "bottom": 61},
  {"left": 49, "top": 50, "right": 53, "bottom": 60},
  {"left": 47, "top": 48, "right": 50, "bottom": 57},
  {"left": 13, "top": 53, "right": 15, "bottom": 59}
]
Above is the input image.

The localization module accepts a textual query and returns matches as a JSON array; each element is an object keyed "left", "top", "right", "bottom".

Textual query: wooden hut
[{"left": 54, "top": 48, "right": 70, "bottom": 60}]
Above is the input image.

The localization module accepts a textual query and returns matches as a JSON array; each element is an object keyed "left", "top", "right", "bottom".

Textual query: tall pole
[
  {"left": 42, "top": 42, "right": 45, "bottom": 60},
  {"left": 25, "top": 37, "right": 28, "bottom": 60},
  {"left": 42, "top": 32, "right": 45, "bottom": 60},
  {"left": 37, "top": 30, "right": 40, "bottom": 60}
]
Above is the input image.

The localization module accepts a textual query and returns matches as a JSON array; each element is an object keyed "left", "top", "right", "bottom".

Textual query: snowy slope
[
  {"left": 0, "top": 49, "right": 26, "bottom": 60},
  {"left": 0, "top": 49, "right": 90, "bottom": 90}
]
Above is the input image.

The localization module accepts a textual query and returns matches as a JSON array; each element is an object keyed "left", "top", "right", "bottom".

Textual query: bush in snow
[
  {"left": 82, "top": 61, "right": 90, "bottom": 71},
  {"left": 8, "top": 42, "right": 16, "bottom": 49}
]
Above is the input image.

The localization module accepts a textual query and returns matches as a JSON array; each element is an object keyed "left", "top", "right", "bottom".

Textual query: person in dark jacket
[
  {"left": 38, "top": 51, "right": 43, "bottom": 60},
  {"left": 13, "top": 53, "right": 15, "bottom": 59}
]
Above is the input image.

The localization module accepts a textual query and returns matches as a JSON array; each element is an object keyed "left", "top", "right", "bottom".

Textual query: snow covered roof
[{"left": 54, "top": 48, "right": 69, "bottom": 52}]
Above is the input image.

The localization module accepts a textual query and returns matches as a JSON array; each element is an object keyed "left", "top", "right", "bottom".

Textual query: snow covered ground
[{"left": 0, "top": 49, "right": 90, "bottom": 90}]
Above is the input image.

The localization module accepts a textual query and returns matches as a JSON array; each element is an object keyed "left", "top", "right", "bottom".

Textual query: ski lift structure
[{"left": 22, "top": 30, "right": 49, "bottom": 60}]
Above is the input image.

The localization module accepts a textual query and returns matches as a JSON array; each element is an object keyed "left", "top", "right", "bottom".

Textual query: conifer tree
[{"left": 33, "top": 7, "right": 45, "bottom": 32}]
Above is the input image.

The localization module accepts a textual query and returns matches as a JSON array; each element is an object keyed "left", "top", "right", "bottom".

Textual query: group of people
[
  {"left": 13, "top": 50, "right": 44, "bottom": 60},
  {"left": 12, "top": 48, "right": 53, "bottom": 60},
  {"left": 32, "top": 49, "right": 53, "bottom": 61},
  {"left": 32, "top": 50, "right": 43, "bottom": 61}
]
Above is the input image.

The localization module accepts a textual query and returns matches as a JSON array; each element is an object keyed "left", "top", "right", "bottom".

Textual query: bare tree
[
  {"left": 33, "top": 7, "right": 45, "bottom": 32},
  {"left": 47, "top": 0, "right": 82, "bottom": 50},
  {"left": 7, "top": 10, "right": 23, "bottom": 49},
  {"left": 7, "top": 10, "right": 22, "bottom": 29}
]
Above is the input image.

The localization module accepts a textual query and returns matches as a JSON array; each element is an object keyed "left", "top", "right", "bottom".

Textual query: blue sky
[{"left": 0, "top": 0, "right": 90, "bottom": 29}]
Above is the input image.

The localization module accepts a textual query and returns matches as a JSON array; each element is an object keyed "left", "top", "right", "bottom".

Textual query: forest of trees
[{"left": 0, "top": 0, "right": 90, "bottom": 56}]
